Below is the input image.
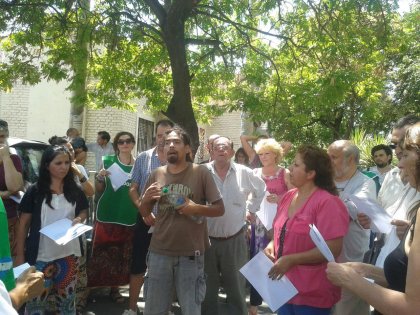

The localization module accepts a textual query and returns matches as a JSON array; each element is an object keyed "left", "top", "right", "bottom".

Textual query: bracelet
[{"left": 80, "top": 176, "right": 87, "bottom": 183}]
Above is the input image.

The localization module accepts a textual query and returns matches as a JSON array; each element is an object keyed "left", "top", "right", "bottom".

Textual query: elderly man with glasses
[{"left": 202, "top": 136, "right": 266, "bottom": 315}]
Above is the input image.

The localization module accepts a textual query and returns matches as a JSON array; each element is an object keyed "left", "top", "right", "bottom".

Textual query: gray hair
[{"left": 331, "top": 140, "right": 360, "bottom": 165}]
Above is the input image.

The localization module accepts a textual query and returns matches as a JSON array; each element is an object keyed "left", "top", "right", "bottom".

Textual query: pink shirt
[{"left": 273, "top": 188, "right": 349, "bottom": 308}]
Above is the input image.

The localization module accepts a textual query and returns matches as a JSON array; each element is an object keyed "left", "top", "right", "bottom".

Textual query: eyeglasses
[
  {"left": 117, "top": 139, "right": 133, "bottom": 145},
  {"left": 213, "top": 144, "right": 230, "bottom": 151}
]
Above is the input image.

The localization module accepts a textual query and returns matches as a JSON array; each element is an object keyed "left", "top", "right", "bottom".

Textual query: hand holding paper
[
  {"left": 106, "top": 163, "right": 130, "bottom": 191},
  {"left": 40, "top": 218, "right": 92, "bottom": 245},
  {"left": 240, "top": 252, "right": 298, "bottom": 312},
  {"left": 256, "top": 191, "right": 278, "bottom": 230}
]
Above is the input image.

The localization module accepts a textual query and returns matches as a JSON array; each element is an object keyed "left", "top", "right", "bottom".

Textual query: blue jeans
[
  {"left": 143, "top": 251, "right": 206, "bottom": 315},
  {"left": 278, "top": 304, "right": 331, "bottom": 315}
]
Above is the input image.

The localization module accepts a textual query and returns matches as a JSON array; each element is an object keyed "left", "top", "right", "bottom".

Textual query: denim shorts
[{"left": 143, "top": 251, "right": 206, "bottom": 315}]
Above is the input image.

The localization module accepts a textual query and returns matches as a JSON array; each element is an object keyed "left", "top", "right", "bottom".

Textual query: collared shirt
[
  {"left": 205, "top": 161, "right": 266, "bottom": 238},
  {"left": 131, "top": 147, "right": 162, "bottom": 193},
  {"left": 87, "top": 142, "right": 115, "bottom": 172},
  {"left": 336, "top": 170, "right": 377, "bottom": 263},
  {"left": 378, "top": 167, "right": 405, "bottom": 209}
]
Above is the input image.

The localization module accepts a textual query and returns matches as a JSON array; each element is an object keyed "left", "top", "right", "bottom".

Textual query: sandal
[{"left": 110, "top": 288, "right": 125, "bottom": 304}]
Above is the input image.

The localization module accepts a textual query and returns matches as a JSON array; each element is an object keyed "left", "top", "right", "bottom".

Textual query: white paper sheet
[
  {"left": 309, "top": 224, "right": 335, "bottom": 262},
  {"left": 13, "top": 263, "right": 31, "bottom": 279},
  {"left": 346, "top": 194, "right": 393, "bottom": 234},
  {"left": 9, "top": 191, "right": 24, "bottom": 204},
  {"left": 39, "top": 218, "right": 92, "bottom": 245},
  {"left": 239, "top": 251, "right": 298, "bottom": 312},
  {"left": 256, "top": 191, "right": 278, "bottom": 230},
  {"left": 106, "top": 163, "right": 130, "bottom": 191}
]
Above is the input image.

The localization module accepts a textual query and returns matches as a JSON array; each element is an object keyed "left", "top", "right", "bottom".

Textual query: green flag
[{"left": 0, "top": 198, "right": 15, "bottom": 291}]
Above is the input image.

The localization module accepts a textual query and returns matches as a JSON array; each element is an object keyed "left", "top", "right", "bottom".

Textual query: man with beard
[
  {"left": 368, "top": 144, "right": 393, "bottom": 185},
  {"left": 123, "top": 119, "right": 174, "bottom": 315},
  {"left": 139, "top": 126, "right": 224, "bottom": 315},
  {"left": 327, "top": 140, "right": 376, "bottom": 315}
]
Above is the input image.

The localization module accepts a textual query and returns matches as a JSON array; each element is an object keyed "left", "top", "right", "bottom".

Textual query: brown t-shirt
[{"left": 145, "top": 162, "right": 221, "bottom": 256}]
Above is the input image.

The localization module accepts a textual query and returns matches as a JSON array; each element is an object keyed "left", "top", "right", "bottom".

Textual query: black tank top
[{"left": 383, "top": 215, "right": 416, "bottom": 292}]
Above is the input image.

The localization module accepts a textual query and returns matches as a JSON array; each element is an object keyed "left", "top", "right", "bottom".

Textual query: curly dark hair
[
  {"left": 297, "top": 145, "right": 338, "bottom": 196},
  {"left": 37, "top": 145, "right": 80, "bottom": 208}
]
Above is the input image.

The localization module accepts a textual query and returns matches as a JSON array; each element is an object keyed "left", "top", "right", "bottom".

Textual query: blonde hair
[{"left": 255, "top": 138, "right": 284, "bottom": 164}]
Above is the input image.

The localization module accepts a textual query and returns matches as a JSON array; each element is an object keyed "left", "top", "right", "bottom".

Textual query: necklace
[{"left": 337, "top": 169, "right": 358, "bottom": 193}]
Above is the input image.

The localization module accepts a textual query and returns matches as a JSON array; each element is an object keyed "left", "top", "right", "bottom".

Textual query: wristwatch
[{"left": 80, "top": 176, "right": 87, "bottom": 183}]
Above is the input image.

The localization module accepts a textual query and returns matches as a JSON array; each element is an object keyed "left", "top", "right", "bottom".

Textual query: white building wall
[{"left": 0, "top": 81, "right": 71, "bottom": 142}]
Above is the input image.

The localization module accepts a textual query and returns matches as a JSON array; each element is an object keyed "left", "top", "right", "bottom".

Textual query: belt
[{"left": 209, "top": 228, "right": 244, "bottom": 241}]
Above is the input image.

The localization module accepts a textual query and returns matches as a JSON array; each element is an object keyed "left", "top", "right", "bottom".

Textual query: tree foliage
[{"left": 0, "top": 0, "right": 418, "bottom": 149}]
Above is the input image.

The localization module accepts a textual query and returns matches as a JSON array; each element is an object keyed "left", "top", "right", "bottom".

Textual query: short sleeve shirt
[
  {"left": 146, "top": 163, "right": 222, "bottom": 256},
  {"left": 273, "top": 188, "right": 349, "bottom": 308}
]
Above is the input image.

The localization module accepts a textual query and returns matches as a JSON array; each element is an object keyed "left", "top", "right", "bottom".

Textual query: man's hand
[
  {"left": 391, "top": 219, "right": 410, "bottom": 240},
  {"left": 142, "top": 182, "right": 162, "bottom": 204},
  {"left": 176, "top": 197, "right": 197, "bottom": 216},
  {"left": 357, "top": 213, "right": 371, "bottom": 229},
  {"left": 143, "top": 213, "right": 156, "bottom": 226},
  {"left": 10, "top": 266, "right": 45, "bottom": 309}
]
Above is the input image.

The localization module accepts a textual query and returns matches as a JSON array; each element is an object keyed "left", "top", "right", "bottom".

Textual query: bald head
[{"left": 328, "top": 140, "right": 359, "bottom": 181}]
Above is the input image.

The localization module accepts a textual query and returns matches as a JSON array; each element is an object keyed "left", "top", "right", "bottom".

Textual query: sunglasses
[{"left": 117, "top": 139, "right": 133, "bottom": 145}]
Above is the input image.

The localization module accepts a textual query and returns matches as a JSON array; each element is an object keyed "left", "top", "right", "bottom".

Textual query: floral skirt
[
  {"left": 25, "top": 255, "right": 79, "bottom": 315},
  {"left": 87, "top": 222, "right": 135, "bottom": 287}
]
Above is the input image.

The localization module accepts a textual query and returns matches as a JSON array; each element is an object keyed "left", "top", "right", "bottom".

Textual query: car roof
[{"left": 8, "top": 137, "right": 49, "bottom": 149}]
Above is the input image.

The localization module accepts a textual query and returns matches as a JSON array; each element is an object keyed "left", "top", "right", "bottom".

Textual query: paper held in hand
[
  {"left": 239, "top": 251, "right": 298, "bottom": 312},
  {"left": 309, "top": 224, "right": 335, "bottom": 262},
  {"left": 256, "top": 191, "right": 278, "bottom": 230},
  {"left": 106, "top": 163, "right": 130, "bottom": 191},
  {"left": 40, "top": 218, "right": 92, "bottom": 245}
]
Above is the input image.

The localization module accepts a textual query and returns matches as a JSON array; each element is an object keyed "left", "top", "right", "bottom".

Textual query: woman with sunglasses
[
  {"left": 87, "top": 132, "right": 137, "bottom": 302},
  {"left": 15, "top": 145, "right": 89, "bottom": 314}
]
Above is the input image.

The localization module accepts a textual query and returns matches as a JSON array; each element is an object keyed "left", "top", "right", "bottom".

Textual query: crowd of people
[{"left": 0, "top": 114, "right": 419, "bottom": 315}]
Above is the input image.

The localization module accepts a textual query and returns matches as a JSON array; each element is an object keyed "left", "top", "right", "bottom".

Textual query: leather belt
[{"left": 209, "top": 228, "right": 244, "bottom": 241}]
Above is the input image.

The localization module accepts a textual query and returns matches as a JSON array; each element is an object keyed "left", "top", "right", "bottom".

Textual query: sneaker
[{"left": 122, "top": 309, "right": 137, "bottom": 315}]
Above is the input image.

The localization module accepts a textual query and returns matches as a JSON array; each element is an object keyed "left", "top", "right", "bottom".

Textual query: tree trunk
[
  {"left": 161, "top": 2, "right": 199, "bottom": 153},
  {"left": 69, "top": 0, "right": 90, "bottom": 133}
]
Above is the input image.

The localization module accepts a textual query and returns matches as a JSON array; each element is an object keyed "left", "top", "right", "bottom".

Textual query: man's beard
[
  {"left": 375, "top": 161, "right": 389, "bottom": 168},
  {"left": 167, "top": 153, "right": 178, "bottom": 164}
]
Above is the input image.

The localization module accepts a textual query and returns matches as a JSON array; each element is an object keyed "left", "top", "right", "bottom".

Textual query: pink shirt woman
[{"left": 265, "top": 145, "right": 349, "bottom": 314}]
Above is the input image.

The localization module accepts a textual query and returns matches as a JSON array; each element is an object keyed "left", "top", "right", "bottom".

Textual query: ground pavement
[{"left": 83, "top": 286, "right": 275, "bottom": 315}]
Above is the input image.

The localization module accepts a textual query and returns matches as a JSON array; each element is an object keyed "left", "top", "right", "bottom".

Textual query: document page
[
  {"left": 106, "top": 163, "right": 130, "bottom": 191},
  {"left": 256, "top": 191, "right": 278, "bottom": 230},
  {"left": 13, "top": 263, "right": 31, "bottom": 279},
  {"left": 309, "top": 224, "right": 335, "bottom": 262},
  {"left": 40, "top": 218, "right": 92, "bottom": 245},
  {"left": 346, "top": 195, "right": 393, "bottom": 234},
  {"left": 240, "top": 251, "right": 298, "bottom": 312}
]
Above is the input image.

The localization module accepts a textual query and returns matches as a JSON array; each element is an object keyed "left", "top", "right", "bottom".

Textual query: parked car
[{"left": 8, "top": 137, "right": 48, "bottom": 188}]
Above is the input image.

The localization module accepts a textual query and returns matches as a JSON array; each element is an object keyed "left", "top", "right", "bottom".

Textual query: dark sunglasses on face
[{"left": 117, "top": 139, "right": 133, "bottom": 145}]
